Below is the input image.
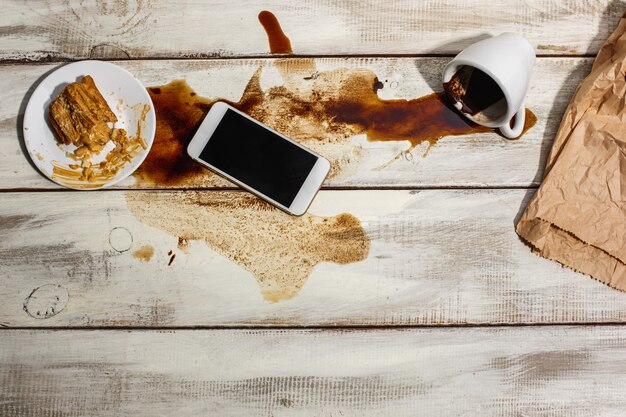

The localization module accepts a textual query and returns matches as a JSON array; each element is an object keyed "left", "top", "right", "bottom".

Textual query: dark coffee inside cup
[{"left": 444, "top": 66, "right": 507, "bottom": 124}]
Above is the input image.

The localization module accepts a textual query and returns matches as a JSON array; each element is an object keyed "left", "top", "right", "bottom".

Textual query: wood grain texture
[
  {"left": 4, "top": 57, "right": 592, "bottom": 190},
  {"left": 2, "top": 327, "right": 626, "bottom": 416},
  {"left": 5, "top": 2, "right": 626, "bottom": 414},
  {"left": 1, "top": 189, "right": 625, "bottom": 327},
  {"left": 2, "top": 0, "right": 624, "bottom": 60}
]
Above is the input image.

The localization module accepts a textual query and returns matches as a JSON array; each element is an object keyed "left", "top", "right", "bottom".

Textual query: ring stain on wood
[
  {"left": 125, "top": 191, "right": 370, "bottom": 302},
  {"left": 89, "top": 43, "right": 131, "bottom": 59},
  {"left": 109, "top": 226, "right": 133, "bottom": 253},
  {"left": 23, "top": 284, "right": 69, "bottom": 319}
]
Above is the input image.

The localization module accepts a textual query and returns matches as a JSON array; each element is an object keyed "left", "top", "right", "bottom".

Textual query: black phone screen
[{"left": 198, "top": 109, "right": 318, "bottom": 207}]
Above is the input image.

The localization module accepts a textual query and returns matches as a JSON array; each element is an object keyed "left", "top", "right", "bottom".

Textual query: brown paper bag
[{"left": 517, "top": 13, "right": 626, "bottom": 290}]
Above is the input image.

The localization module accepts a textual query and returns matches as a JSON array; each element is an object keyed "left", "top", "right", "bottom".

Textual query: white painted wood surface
[
  {"left": 4, "top": 1, "right": 626, "bottom": 413},
  {"left": 2, "top": 327, "right": 626, "bottom": 416},
  {"left": 3, "top": 58, "right": 592, "bottom": 189},
  {"left": 1, "top": 189, "right": 623, "bottom": 327},
  {"left": 2, "top": 0, "right": 624, "bottom": 60}
]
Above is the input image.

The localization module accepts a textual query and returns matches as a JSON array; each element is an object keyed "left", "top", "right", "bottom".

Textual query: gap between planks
[
  {"left": 2, "top": 322, "right": 626, "bottom": 331},
  {"left": 0, "top": 53, "right": 596, "bottom": 65},
  {"left": 0, "top": 185, "right": 540, "bottom": 193}
]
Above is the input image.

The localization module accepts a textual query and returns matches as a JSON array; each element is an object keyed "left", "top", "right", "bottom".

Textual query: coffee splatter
[
  {"left": 135, "top": 67, "right": 536, "bottom": 187},
  {"left": 132, "top": 245, "right": 154, "bottom": 262},
  {"left": 125, "top": 192, "right": 370, "bottom": 302},
  {"left": 258, "top": 11, "right": 293, "bottom": 54}
]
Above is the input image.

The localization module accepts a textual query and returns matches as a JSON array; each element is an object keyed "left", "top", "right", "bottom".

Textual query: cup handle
[{"left": 499, "top": 103, "right": 526, "bottom": 139}]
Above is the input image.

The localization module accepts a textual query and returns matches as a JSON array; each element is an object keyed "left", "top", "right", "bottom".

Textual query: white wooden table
[{"left": 2, "top": 1, "right": 626, "bottom": 415}]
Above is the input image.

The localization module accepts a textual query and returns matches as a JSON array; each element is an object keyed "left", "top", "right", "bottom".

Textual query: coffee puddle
[
  {"left": 134, "top": 65, "right": 537, "bottom": 186},
  {"left": 125, "top": 192, "right": 369, "bottom": 302},
  {"left": 133, "top": 11, "right": 536, "bottom": 187},
  {"left": 133, "top": 11, "right": 536, "bottom": 186},
  {"left": 132, "top": 81, "right": 212, "bottom": 186},
  {"left": 127, "top": 10, "right": 535, "bottom": 302}
]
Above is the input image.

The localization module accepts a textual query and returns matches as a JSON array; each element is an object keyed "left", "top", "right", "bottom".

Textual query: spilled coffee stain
[
  {"left": 125, "top": 192, "right": 370, "bottom": 302},
  {"left": 135, "top": 68, "right": 537, "bottom": 186},
  {"left": 132, "top": 245, "right": 154, "bottom": 262},
  {"left": 258, "top": 10, "right": 292, "bottom": 54},
  {"left": 125, "top": 11, "right": 532, "bottom": 302},
  {"left": 133, "top": 10, "right": 537, "bottom": 187},
  {"left": 132, "top": 81, "right": 211, "bottom": 186}
]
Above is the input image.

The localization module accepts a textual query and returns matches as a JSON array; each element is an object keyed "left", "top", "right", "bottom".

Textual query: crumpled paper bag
[{"left": 517, "top": 12, "right": 626, "bottom": 290}]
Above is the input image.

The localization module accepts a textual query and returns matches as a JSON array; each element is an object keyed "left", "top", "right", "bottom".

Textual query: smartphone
[{"left": 187, "top": 102, "right": 330, "bottom": 216}]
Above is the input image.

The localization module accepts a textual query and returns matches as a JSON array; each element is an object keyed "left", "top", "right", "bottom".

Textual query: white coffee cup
[{"left": 442, "top": 33, "right": 535, "bottom": 138}]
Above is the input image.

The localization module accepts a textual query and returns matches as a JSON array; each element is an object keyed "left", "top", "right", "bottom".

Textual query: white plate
[{"left": 23, "top": 60, "right": 156, "bottom": 189}]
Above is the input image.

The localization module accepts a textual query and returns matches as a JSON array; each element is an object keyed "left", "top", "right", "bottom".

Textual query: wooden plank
[
  {"left": 2, "top": 326, "right": 626, "bottom": 416},
  {"left": 1, "top": 189, "right": 625, "bottom": 327},
  {"left": 2, "top": 0, "right": 623, "bottom": 60},
  {"left": 3, "top": 57, "right": 592, "bottom": 189}
]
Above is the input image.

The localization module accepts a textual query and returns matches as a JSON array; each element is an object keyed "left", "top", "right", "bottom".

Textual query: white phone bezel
[{"left": 187, "top": 101, "right": 330, "bottom": 216}]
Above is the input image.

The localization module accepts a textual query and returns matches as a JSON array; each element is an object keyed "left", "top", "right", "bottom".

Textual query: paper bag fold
[{"left": 517, "top": 12, "right": 626, "bottom": 290}]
